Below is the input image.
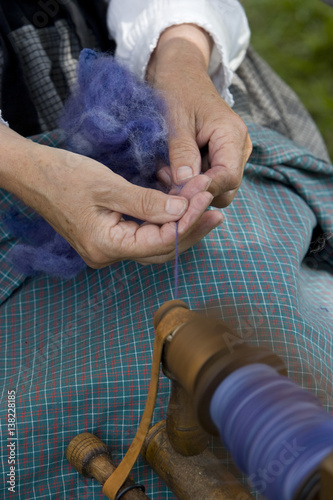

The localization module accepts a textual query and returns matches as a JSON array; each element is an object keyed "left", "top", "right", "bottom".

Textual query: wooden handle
[
  {"left": 142, "top": 420, "right": 255, "bottom": 500},
  {"left": 166, "top": 380, "right": 208, "bottom": 456},
  {"left": 66, "top": 433, "right": 150, "bottom": 499},
  {"left": 320, "top": 450, "right": 333, "bottom": 500}
]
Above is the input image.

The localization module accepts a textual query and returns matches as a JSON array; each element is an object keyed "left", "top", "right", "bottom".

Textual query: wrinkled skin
[
  {"left": 0, "top": 24, "right": 252, "bottom": 268},
  {"left": 147, "top": 24, "right": 253, "bottom": 208}
]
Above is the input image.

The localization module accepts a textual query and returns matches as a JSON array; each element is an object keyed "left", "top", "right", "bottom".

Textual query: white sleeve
[
  {"left": 106, "top": 0, "right": 250, "bottom": 106},
  {"left": 0, "top": 110, "right": 9, "bottom": 127}
]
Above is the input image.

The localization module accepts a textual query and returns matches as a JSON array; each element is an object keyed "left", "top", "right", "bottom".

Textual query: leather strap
[{"left": 102, "top": 327, "right": 171, "bottom": 499}]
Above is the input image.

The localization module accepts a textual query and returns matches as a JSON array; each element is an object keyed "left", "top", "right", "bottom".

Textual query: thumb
[
  {"left": 109, "top": 175, "right": 188, "bottom": 224},
  {"left": 168, "top": 129, "right": 202, "bottom": 186}
]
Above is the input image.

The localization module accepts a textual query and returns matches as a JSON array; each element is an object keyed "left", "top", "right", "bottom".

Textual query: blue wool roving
[
  {"left": 3, "top": 208, "right": 86, "bottom": 278},
  {"left": 4, "top": 49, "right": 170, "bottom": 279},
  {"left": 60, "top": 48, "right": 169, "bottom": 188}
]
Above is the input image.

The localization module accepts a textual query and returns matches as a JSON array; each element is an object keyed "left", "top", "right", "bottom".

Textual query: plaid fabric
[
  {"left": 0, "top": 1, "right": 114, "bottom": 136},
  {"left": 7, "top": 20, "right": 81, "bottom": 132},
  {"left": 232, "top": 46, "right": 331, "bottom": 163},
  {"left": 0, "top": 120, "right": 332, "bottom": 499}
]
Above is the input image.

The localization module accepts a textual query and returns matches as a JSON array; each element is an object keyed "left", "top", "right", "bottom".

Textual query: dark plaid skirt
[{"left": 0, "top": 0, "right": 114, "bottom": 136}]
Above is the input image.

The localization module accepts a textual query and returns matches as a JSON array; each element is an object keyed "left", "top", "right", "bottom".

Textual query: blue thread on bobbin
[
  {"left": 210, "top": 363, "right": 333, "bottom": 500},
  {"left": 174, "top": 221, "right": 179, "bottom": 299}
]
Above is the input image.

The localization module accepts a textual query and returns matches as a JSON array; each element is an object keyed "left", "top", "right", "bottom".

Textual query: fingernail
[
  {"left": 158, "top": 170, "right": 172, "bottom": 186},
  {"left": 204, "top": 192, "right": 214, "bottom": 205},
  {"left": 213, "top": 213, "right": 225, "bottom": 229},
  {"left": 203, "top": 177, "right": 212, "bottom": 191},
  {"left": 176, "top": 166, "right": 193, "bottom": 183},
  {"left": 166, "top": 198, "right": 187, "bottom": 216},
  {"left": 215, "top": 215, "right": 225, "bottom": 227}
]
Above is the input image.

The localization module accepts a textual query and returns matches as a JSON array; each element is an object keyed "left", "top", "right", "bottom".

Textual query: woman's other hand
[{"left": 147, "top": 24, "right": 253, "bottom": 208}]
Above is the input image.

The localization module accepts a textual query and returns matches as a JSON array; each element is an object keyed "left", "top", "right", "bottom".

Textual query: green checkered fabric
[{"left": 0, "top": 121, "right": 332, "bottom": 499}]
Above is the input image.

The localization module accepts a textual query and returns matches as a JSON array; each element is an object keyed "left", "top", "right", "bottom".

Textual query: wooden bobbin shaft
[
  {"left": 154, "top": 300, "right": 287, "bottom": 435},
  {"left": 166, "top": 379, "right": 209, "bottom": 456},
  {"left": 291, "top": 450, "right": 333, "bottom": 500},
  {"left": 148, "top": 300, "right": 255, "bottom": 498},
  {"left": 142, "top": 420, "right": 254, "bottom": 500},
  {"left": 320, "top": 451, "right": 333, "bottom": 500},
  {"left": 155, "top": 301, "right": 333, "bottom": 500},
  {"left": 66, "top": 433, "right": 150, "bottom": 499}
]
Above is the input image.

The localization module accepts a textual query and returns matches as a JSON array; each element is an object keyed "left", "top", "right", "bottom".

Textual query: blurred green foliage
[{"left": 244, "top": 0, "right": 333, "bottom": 160}]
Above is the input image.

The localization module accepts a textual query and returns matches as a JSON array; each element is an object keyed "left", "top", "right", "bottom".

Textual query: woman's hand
[
  {"left": 147, "top": 24, "right": 253, "bottom": 208},
  {"left": 0, "top": 124, "right": 223, "bottom": 268}
]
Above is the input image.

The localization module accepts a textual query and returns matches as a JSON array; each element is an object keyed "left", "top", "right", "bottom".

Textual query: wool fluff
[
  {"left": 60, "top": 48, "right": 169, "bottom": 188},
  {"left": 4, "top": 49, "right": 170, "bottom": 279},
  {"left": 4, "top": 208, "right": 86, "bottom": 278}
]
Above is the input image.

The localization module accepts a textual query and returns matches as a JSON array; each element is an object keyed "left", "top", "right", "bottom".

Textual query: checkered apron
[
  {"left": 0, "top": 4, "right": 332, "bottom": 498},
  {"left": 0, "top": 117, "right": 332, "bottom": 498}
]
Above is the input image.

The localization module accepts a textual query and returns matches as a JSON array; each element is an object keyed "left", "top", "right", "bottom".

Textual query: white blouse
[
  {"left": 0, "top": 110, "right": 9, "bottom": 128},
  {"left": 107, "top": 0, "right": 250, "bottom": 105}
]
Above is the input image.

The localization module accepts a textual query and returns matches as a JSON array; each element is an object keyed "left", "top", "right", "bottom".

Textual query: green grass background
[{"left": 244, "top": 0, "right": 333, "bottom": 160}]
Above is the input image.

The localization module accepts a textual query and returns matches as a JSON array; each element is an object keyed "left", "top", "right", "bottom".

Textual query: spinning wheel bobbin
[{"left": 67, "top": 300, "right": 333, "bottom": 500}]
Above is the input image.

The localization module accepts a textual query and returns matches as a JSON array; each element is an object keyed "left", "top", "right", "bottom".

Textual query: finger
[
  {"left": 207, "top": 135, "right": 246, "bottom": 195},
  {"left": 210, "top": 188, "right": 239, "bottom": 208},
  {"left": 210, "top": 125, "right": 251, "bottom": 170},
  {"left": 157, "top": 166, "right": 172, "bottom": 189},
  {"left": 203, "top": 165, "right": 242, "bottom": 208},
  {"left": 168, "top": 121, "right": 202, "bottom": 185},
  {"left": 197, "top": 111, "right": 252, "bottom": 207},
  {"left": 137, "top": 209, "right": 224, "bottom": 264},
  {"left": 158, "top": 167, "right": 212, "bottom": 198},
  {"left": 169, "top": 174, "right": 212, "bottom": 198},
  {"left": 177, "top": 190, "right": 214, "bottom": 239},
  {"left": 104, "top": 173, "right": 189, "bottom": 224},
  {"left": 87, "top": 190, "right": 221, "bottom": 267},
  {"left": 178, "top": 208, "right": 224, "bottom": 252},
  {"left": 107, "top": 190, "right": 214, "bottom": 261}
]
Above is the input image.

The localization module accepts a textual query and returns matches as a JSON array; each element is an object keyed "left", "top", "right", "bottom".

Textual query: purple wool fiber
[
  {"left": 4, "top": 49, "right": 171, "bottom": 279},
  {"left": 8, "top": 239, "right": 86, "bottom": 278},
  {"left": 3, "top": 208, "right": 86, "bottom": 278},
  {"left": 59, "top": 48, "right": 170, "bottom": 188},
  {"left": 4, "top": 208, "right": 55, "bottom": 247}
]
